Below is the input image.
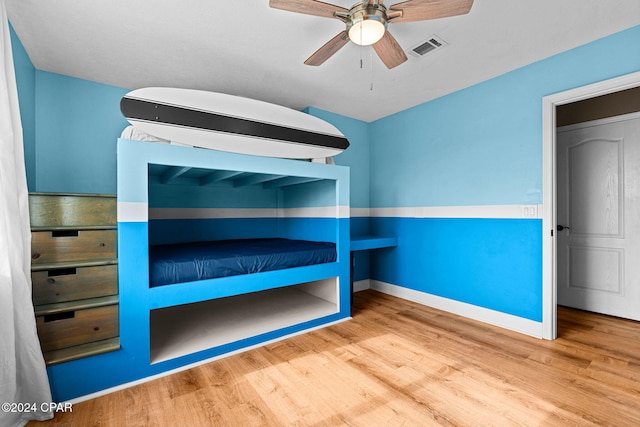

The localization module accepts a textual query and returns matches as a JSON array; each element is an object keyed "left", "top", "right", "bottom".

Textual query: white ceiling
[{"left": 6, "top": 0, "right": 640, "bottom": 122}]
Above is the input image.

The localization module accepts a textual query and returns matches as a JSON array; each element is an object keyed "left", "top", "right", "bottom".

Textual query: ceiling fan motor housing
[{"left": 344, "top": 2, "right": 388, "bottom": 46}]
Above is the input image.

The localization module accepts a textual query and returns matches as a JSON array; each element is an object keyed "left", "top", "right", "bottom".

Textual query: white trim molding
[
  {"left": 541, "top": 71, "right": 640, "bottom": 340},
  {"left": 350, "top": 207, "right": 370, "bottom": 218},
  {"left": 369, "top": 204, "right": 542, "bottom": 219},
  {"left": 353, "top": 279, "right": 371, "bottom": 293},
  {"left": 149, "top": 207, "right": 278, "bottom": 220},
  {"left": 279, "top": 205, "right": 350, "bottom": 219},
  {"left": 117, "top": 202, "right": 148, "bottom": 222},
  {"left": 137, "top": 204, "right": 545, "bottom": 221},
  {"left": 146, "top": 205, "right": 350, "bottom": 220},
  {"left": 370, "top": 280, "right": 544, "bottom": 339}
]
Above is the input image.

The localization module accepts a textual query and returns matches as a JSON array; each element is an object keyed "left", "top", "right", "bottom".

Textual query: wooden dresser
[{"left": 29, "top": 193, "right": 120, "bottom": 365}]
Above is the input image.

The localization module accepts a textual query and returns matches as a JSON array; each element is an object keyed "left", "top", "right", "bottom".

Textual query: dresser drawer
[
  {"left": 29, "top": 193, "right": 116, "bottom": 228},
  {"left": 32, "top": 264, "right": 118, "bottom": 305},
  {"left": 36, "top": 304, "right": 119, "bottom": 352},
  {"left": 31, "top": 230, "right": 116, "bottom": 264}
]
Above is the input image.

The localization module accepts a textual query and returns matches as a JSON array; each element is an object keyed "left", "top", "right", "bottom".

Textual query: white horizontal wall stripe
[
  {"left": 370, "top": 280, "right": 543, "bottom": 339},
  {"left": 278, "top": 206, "right": 350, "bottom": 219},
  {"left": 125, "top": 204, "right": 541, "bottom": 221},
  {"left": 149, "top": 208, "right": 278, "bottom": 220},
  {"left": 143, "top": 206, "right": 351, "bottom": 220},
  {"left": 350, "top": 207, "right": 370, "bottom": 217},
  {"left": 369, "top": 204, "right": 543, "bottom": 219},
  {"left": 118, "top": 202, "right": 147, "bottom": 222}
]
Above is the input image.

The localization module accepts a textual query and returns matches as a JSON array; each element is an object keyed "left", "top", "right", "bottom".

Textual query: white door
[{"left": 557, "top": 113, "right": 640, "bottom": 320}]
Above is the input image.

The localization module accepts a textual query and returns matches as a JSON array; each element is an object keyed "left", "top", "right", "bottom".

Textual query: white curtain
[{"left": 0, "top": 1, "right": 53, "bottom": 426}]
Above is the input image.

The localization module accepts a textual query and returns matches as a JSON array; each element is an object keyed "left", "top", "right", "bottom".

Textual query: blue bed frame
[{"left": 44, "top": 139, "right": 350, "bottom": 401}]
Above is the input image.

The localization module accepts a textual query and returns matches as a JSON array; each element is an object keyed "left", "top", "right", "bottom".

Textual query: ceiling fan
[{"left": 269, "top": 0, "right": 474, "bottom": 69}]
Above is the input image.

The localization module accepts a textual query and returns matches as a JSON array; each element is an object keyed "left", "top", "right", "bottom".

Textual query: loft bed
[{"left": 117, "top": 139, "right": 350, "bottom": 367}]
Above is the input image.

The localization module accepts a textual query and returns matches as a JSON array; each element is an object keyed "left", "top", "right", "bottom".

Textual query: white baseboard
[
  {"left": 353, "top": 279, "right": 371, "bottom": 292},
  {"left": 369, "top": 280, "right": 543, "bottom": 339}
]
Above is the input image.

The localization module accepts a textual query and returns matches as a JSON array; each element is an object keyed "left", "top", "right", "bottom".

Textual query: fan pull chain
[
  {"left": 370, "top": 48, "right": 374, "bottom": 91},
  {"left": 359, "top": 23, "right": 364, "bottom": 69}
]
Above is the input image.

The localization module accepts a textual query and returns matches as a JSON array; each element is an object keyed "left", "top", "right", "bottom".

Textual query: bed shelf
[
  {"left": 147, "top": 262, "right": 341, "bottom": 309},
  {"left": 150, "top": 278, "right": 339, "bottom": 364},
  {"left": 150, "top": 164, "right": 325, "bottom": 189}
]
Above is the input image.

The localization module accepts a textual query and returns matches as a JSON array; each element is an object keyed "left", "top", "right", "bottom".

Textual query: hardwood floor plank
[{"left": 28, "top": 290, "right": 640, "bottom": 426}]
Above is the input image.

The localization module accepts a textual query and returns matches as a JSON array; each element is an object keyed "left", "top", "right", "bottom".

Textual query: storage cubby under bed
[{"left": 150, "top": 278, "right": 338, "bottom": 363}]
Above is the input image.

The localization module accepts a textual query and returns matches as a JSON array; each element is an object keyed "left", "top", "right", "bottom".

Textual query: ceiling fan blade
[
  {"left": 373, "top": 31, "right": 408, "bottom": 69},
  {"left": 269, "top": 0, "right": 348, "bottom": 18},
  {"left": 389, "top": 0, "right": 473, "bottom": 23},
  {"left": 304, "top": 31, "right": 349, "bottom": 66}
]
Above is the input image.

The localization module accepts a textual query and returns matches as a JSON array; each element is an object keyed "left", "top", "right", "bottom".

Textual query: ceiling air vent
[{"left": 408, "top": 35, "right": 448, "bottom": 58}]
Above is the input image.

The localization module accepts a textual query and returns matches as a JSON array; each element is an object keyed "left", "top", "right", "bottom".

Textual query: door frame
[{"left": 541, "top": 71, "right": 640, "bottom": 339}]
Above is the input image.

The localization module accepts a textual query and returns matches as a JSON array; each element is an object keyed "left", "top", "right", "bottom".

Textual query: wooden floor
[{"left": 30, "top": 290, "right": 640, "bottom": 426}]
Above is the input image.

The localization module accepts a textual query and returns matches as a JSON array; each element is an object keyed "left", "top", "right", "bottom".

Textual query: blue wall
[
  {"left": 10, "top": 24, "right": 36, "bottom": 190},
  {"left": 35, "top": 72, "right": 128, "bottom": 194},
  {"left": 305, "top": 107, "right": 370, "bottom": 210},
  {"left": 370, "top": 25, "right": 640, "bottom": 208},
  {"left": 368, "top": 24, "right": 640, "bottom": 321},
  {"left": 371, "top": 217, "right": 543, "bottom": 320}
]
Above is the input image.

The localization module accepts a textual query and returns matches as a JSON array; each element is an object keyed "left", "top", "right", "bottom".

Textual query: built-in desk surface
[{"left": 350, "top": 235, "right": 398, "bottom": 252}]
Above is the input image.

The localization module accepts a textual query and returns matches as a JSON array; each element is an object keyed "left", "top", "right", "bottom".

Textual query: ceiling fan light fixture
[
  {"left": 348, "top": 16, "right": 385, "bottom": 46},
  {"left": 344, "top": 2, "right": 388, "bottom": 46}
]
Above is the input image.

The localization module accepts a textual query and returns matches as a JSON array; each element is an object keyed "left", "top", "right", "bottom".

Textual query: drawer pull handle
[
  {"left": 32, "top": 252, "right": 40, "bottom": 260},
  {"left": 99, "top": 242, "right": 106, "bottom": 247},
  {"left": 44, "top": 311, "right": 75, "bottom": 322},
  {"left": 93, "top": 327, "right": 100, "bottom": 331},
  {"left": 48, "top": 268, "right": 77, "bottom": 277},
  {"left": 51, "top": 230, "right": 79, "bottom": 238}
]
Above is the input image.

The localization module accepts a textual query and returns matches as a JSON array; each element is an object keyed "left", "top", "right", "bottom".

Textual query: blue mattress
[{"left": 149, "top": 238, "right": 336, "bottom": 287}]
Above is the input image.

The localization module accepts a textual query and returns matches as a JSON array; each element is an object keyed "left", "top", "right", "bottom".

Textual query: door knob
[{"left": 557, "top": 224, "right": 570, "bottom": 231}]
